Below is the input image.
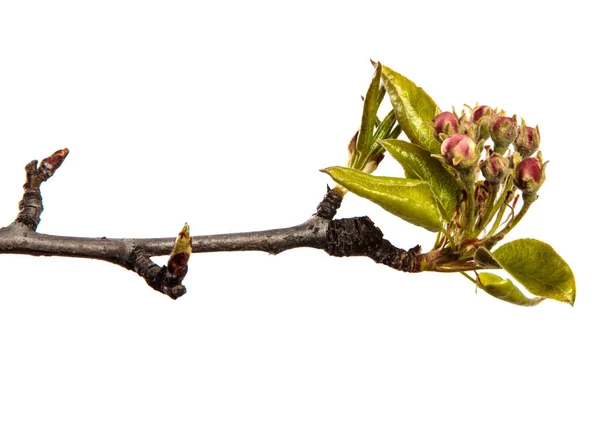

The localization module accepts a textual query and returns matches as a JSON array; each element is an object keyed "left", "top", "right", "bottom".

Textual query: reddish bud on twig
[
  {"left": 168, "top": 223, "right": 192, "bottom": 280},
  {"left": 39, "top": 148, "right": 69, "bottom": 181}
]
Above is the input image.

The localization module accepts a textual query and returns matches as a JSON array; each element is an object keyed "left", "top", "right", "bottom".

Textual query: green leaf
[
  {"left": 353, "top": 63, "right": 382, "bottom": 170},
  {"left": 491, "top": 239, "right": 576, "bottom": 305},
  {"left": 381, "top": 65, "right": 441, "bottom": 154},
  {"left": 478, "top": 273, "right": 544, "bottom": 307},
  {"left": 379, "top": 139, "right": 460, "bottom": 221},
  {"left": 321, "top": 166, "right": 442, "bottom": 232},
  {"left": 474, "top": 247, "right": 501, "bottom": 269}
]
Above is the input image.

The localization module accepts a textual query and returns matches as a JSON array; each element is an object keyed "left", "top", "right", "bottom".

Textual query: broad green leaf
[
  {"left": 381, "top": 65, "right": 441, "bottom": 154},
  {"left": 321, "top": 166, "right": 442, "bottom": 232},
  {"left": 474, "top": 247, "right": 501, "bottom": 269},
  {"left": 478, "top": 272, "right": 544, "bottom": 307},
  {"left": 491, "top": 239, "right": 576, "bottom": 305},
  {"left": 353, "top": 63, "right": 382, "bottom": 170},
  {"left": 379, "top": 139, "right": 460, "bottom": 221}
]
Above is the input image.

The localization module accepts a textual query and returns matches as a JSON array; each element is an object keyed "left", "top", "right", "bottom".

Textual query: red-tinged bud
[
  {"left": 515, "top": 157, "right": 544, "bottom": 193},
  {"left": 168, "top": 223, "right": 193, "bottom": 280},
  {"left": 514, "top": 125, "right": 540, "bottom": 157},
  {"left": 473, "top": 105, "right": 493, "bottom": 123},
  {"left": 490, "top": 116, "right": 518, "bottom": 154},
  {"left": 433, "top": 111, "right": 459, "bottom": 136},
  {"left": 472, "top": 105, "right": 495, "bottom": 141},
  {"left": 39, "top": 148, "right": 69, "bottom": 181},
  {"left": 441, "top": 134, "right": 478, "bottom": 169},
  {"left": 481, "top": 153, "right": 509, "bottom": 184}
]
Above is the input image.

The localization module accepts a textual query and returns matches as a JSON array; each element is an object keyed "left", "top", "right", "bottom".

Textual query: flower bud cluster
[
  {"left": 433, "top": 107, "right": 541, "bottom": 157},
  {"left": 433, "top": 107, "right": 546, "bottom": 203}
]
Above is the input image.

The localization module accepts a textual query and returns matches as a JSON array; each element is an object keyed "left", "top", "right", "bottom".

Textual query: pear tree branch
[{"left": 0, "top": 149, "right": 422, "bottom": 299}]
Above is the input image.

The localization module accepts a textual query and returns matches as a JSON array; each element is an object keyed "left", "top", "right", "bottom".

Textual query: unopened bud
[
  {"left": 168, "top": 223, "right": 193, "bottom": 280},
  {"left": 514, "top": 124, "right": 540, "bottom": 158},
  {"left": 39, "top": 148, "right": 70, "bottom": 181},
  {"left": 481, "top": 153, "right": 509, "bottom": 184},
  {"left": 433, "top": 111, "right": 459, "bottom": 136},
  {"left": 472, "top": 105, "right": 495, "bottom": 141},
  {"left": 490, "top": 116, "right": 518, "bottom": 154},
  {"left": 515, "top": 157, "right": 544, "bottom": 194},
  {"left": 441, "top": 134, "right": 478, "bottom": 169}
]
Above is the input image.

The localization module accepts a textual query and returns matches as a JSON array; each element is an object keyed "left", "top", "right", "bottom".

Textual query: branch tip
[
  {"left": 168, "top": 223, "right": 192, "bottom": 279},
  {"left": 39, "top": 148, "right": 69, "bottom": 181}
]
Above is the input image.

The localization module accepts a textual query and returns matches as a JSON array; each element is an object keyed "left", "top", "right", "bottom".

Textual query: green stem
[
  {"left": 433, "top": 231, "right": 443, "bottom": 250},
  {"left": 461, "top": 271, "right": 478, "bottom": 284},
  {"left": 496, "top": 193, "right": 536, "bottom": 237},
  {"left": 475, "top": 184, "right": 499, "bottom": 234},
  {"left": 432, "top": 261, "right": 482, "bottom": 273},
  {"left": 440, "top": 227, "right": 456, "bottom": 251},
  {"left": 487, "top": 179, "right": 514, "bottom": 236},
  {"left": 461, "top": 172, "right": 476, "bottom": 239}
]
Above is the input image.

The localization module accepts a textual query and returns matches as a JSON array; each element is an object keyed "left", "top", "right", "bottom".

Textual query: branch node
[
  {"left": 130, "top": 250, "right": 187, "bottom": 300},
  {"left": 315, "top": 186, "right": 344, "bottom": 220}
]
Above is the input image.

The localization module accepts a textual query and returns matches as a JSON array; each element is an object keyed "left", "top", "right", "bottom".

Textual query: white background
[{"left": 1, "top": 1, "right": 597, "bottom": 424}]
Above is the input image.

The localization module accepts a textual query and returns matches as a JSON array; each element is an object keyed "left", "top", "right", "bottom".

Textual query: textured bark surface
[{"left": 325, "top": 217, "right": 421, "bottom": 272}]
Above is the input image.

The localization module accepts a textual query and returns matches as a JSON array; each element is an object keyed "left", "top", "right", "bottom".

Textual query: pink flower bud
[
  {"left": 473, "top": 105, "right": 493, "bottom": 123},
  {"left": 472, "top": 105, "right": 495, "bottom": 141},
  {"left": 490, "top": 116, "right": 518, "bottom": 154},
  {"left": 515, "top": 157, "right": 544, "bottom": 193},
  {"left": 514, "top": 125, "right": 540, "bottom": 157},
  {"left": 441, "top": 134, "right": 478, "bottom": 168},
  {"left": 481, "top": 153, "right": 509, "bottom": 184},
  {"left": 433, "top": 111, "right": 459, "bottom": 136}
]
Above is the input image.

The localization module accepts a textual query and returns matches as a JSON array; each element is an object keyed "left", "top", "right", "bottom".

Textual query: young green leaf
[
  {"left": 379, "top": 139, "right": 460, "bottom": 221},
  {"left": 478, "top": 272, "right": 544, "bottom": 307},
  {"left": 490, "top": 239, "right": 576, "bottom": 305},
  {"left": 355, "top": 62, "right": 382, "bottom": 159},
  {"left": 372, "top": 109, "right": 398, "bottom": 145},
  {"left": 380, "top": 65, "right": 441, "bottom": 154},
  {"left": 321, "top": 166, "right": 442, "bottom": 232},
  {"left": 348, "top": 63, "right": 390, "bottom": 173}
]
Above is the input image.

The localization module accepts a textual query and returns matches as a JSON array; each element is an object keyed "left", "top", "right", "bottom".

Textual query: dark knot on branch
[
  {"left": 129, "top": 250, "right": 187, "bottom": 300},
  {"left": 325, "top": 217, "right": 421, "bottom": 272},
  {"left": 315, "top": 186, "right": 344, "bottom": 220}
]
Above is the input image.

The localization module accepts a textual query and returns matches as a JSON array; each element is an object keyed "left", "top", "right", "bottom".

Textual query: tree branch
[{"left": 0, "top": 150, "right": 421, "bottom": 299}]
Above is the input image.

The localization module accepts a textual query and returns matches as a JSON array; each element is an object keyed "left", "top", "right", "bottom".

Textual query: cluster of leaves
[{"left": 322, "top": 63, "right": 575, "bottom": 306}]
